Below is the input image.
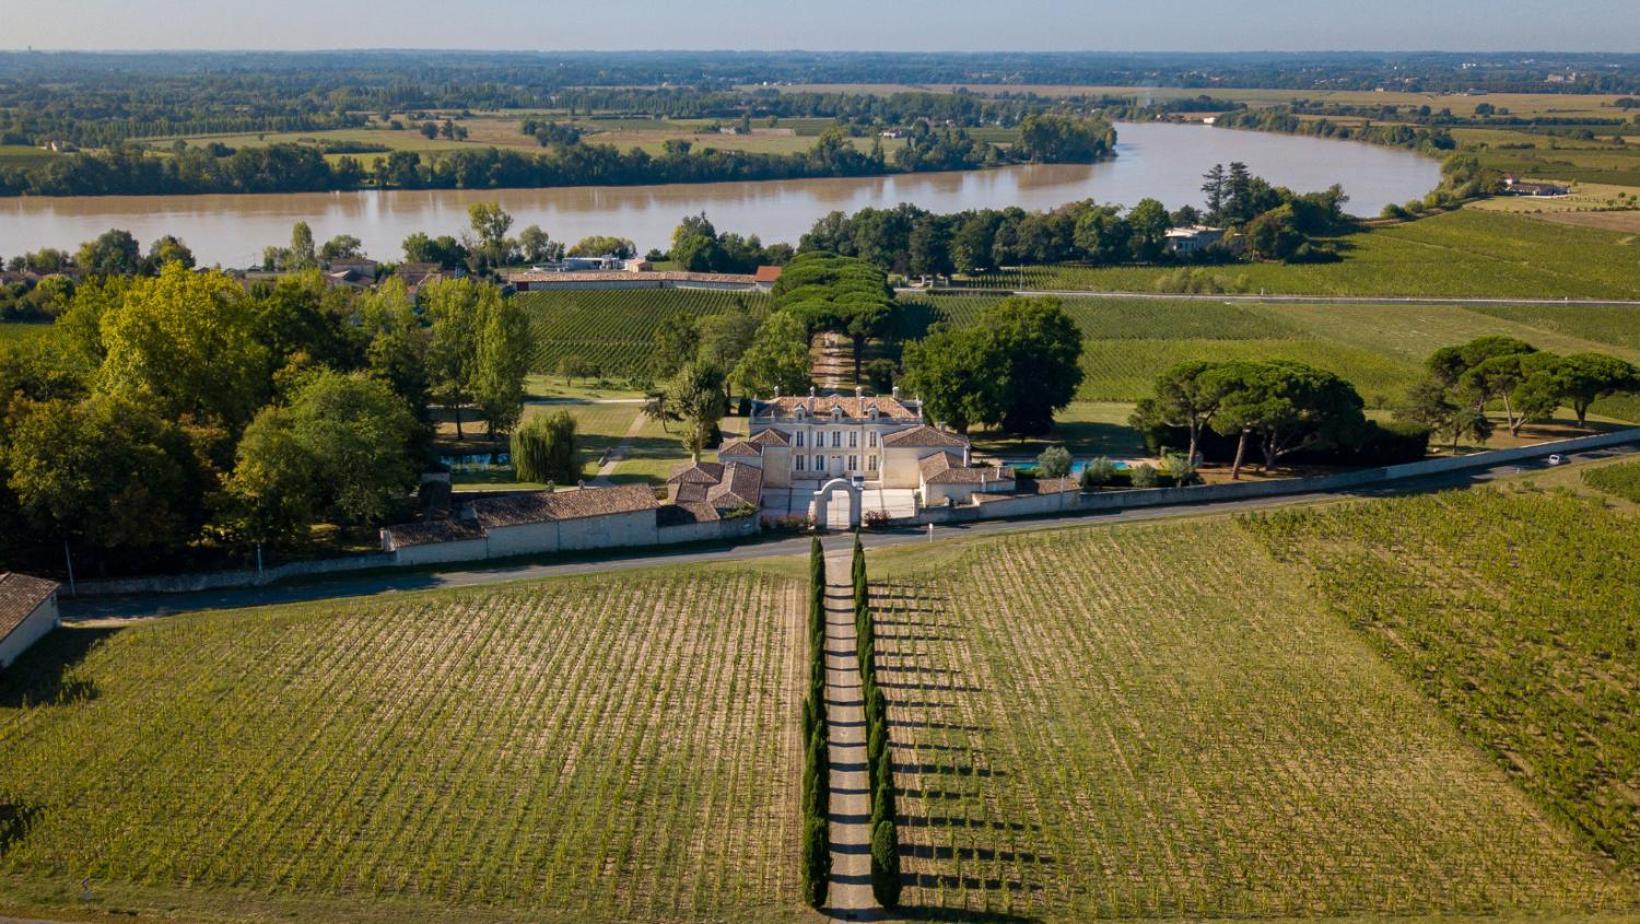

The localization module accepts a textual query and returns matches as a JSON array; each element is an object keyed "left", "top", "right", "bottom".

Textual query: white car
[{"left": 1546, "top": 454, "right": 1565, "bottom": 466}]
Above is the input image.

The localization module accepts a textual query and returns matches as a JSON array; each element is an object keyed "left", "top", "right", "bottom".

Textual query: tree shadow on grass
[
  {"left": 0, "top": 625, "right": 119, "bottom": 709},
  {"left": 0, "top": 801, "right": 43, "bottom": 857}
]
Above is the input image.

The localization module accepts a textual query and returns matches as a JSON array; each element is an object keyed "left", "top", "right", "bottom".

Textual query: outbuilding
[{"left": 0, "top": 572, "right": 61, "bottom": 670}]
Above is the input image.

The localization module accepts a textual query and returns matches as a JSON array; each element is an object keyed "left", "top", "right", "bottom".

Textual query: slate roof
[
  {"left": 0, "top": 573, "right": 59, "bottom": 644},
  {"left": 882, "top": 424, "right": 969, "bottom": 449},
  {"left": 468, "top": 485, "right": 657, "bottom": 529}
]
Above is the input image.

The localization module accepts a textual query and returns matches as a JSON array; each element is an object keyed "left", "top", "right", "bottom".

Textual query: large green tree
[
  {"left": 733, "top": 311, "right": 812, "bottom": 400},
  {"left": 1129, "top": 360, "right": 1227, "bottom": 462},
  {"left": 772, "top": 252, "right": 894, "bottom": 384},
  {"left": 1206, "top": 360, "right": 1366, "bottom": 479},
  {"left": 471, "top": 293, "right": 531, "bottom": 437}
]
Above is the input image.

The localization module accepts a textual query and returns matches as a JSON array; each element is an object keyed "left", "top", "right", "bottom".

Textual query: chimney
[
  {"left": 892, "top": 386, "right": 901, "bottom": 400},
  {"left": 855, "top": 385, "right": 864, "bottom": 398},
  {"left": 773, "top": 385, "right": 781, "bottom": 398},
  {"left": 809, "top": 386, "right": 816, "bottom": 398}
]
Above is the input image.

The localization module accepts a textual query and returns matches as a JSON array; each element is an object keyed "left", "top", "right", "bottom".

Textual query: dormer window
[
  {"left": 867, "top": 406, "right": 879, "bottom": 420},
  {"left": 795, "top": 406, "right": 806, "bottom": 420}
]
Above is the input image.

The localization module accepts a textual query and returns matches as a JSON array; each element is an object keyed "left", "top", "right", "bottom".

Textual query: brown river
[{"left": 0, "top": 122, "right": 1440, "bottom": 267}]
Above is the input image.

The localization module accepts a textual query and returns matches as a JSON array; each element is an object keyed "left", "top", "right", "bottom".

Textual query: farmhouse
[
  {"left": 1501, "top": 175, "right": 1570, "bottom": 197},
  {"left": 0, "top": 572, "right": 61, "bottom": 670},
  {"left": 1165, "top": 225, "right": 1227, "bottom": 254},
  {"left": 505, "top": 269, "right": 765, "bottom": 292}
]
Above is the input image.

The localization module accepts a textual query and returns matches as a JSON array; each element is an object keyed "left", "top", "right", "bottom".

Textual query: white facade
[
  {"left": 748, "top": 391, "right": 943, "bottom": 489},
  {"left": 0, "top": 582, "right": 59, "bottom": 670}
]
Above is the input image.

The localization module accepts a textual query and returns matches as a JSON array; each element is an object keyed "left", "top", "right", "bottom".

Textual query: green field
[
  {"left": 0, "top": 322, "right": 52, "bottom": 344},
  {"left": 0, "top": 569, "right": 805, "bottom": 923},
  {"left": 868, "top": 502, "right": 1638, "bottom": 919},
  {"left": 902, "top": 293, "right": 1640, "bottom": 411},
  {"left": 518, "top": 289, "right": 771, "bottom": 382},
  {"left": 953, "top": 210, "right": 1640, "bottom": 300},
  {"left": 1582, "top": 458, "right": 1640, "bottom": 503}
]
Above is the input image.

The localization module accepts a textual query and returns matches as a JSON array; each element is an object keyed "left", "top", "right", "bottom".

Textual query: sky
[{"left": 4, "top": 0, "right": 1638, "bottom": 53}]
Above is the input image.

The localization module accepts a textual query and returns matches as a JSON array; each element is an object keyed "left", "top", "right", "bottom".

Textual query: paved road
[
  {"left": 901, "top": 286, "right": 1640, "bottom": 307},
  {"left": 62, "top": 444, "right": 1635, "bottom": 621}
]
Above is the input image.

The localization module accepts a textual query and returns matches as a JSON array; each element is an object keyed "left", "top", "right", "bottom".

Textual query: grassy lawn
[
  {"left": 954, "top": 209, "right": 1640, "bottom": 300},
  {"left": 969, "top": 400, "right": 1146, "bottom": 461},
  {"left": 867, "top": 509, "right": 1638, "bottom": 920},
  {"left": 0, "top": 569, "right": 806, "bottom": 924}
]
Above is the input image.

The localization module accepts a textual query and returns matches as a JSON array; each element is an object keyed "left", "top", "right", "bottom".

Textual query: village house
[
  {"left": 0, "top": 572, "right": 61, "bottom": 670},
  {"left": 1501, "top": 175, "right": 1570, "bottom": 197},
  {"left": 1165, "top": 225, "right": 1227, "bottom": 254}
]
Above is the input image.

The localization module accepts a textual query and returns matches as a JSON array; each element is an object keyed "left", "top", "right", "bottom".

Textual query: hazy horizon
[{"left": 5, "top": 0, "right": 1637, "bottom": 54}]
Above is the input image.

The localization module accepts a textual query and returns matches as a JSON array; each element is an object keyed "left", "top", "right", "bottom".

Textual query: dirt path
[
  {"left": 591, "top": 408, "right": 650, "bottom": 485},
  {"left": 823, "top": 549, "right": 880, "bottom": 920}
]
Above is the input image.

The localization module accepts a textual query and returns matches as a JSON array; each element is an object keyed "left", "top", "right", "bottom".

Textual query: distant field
[
  {"left": 0, "top": 145, "right": 59, "bottom": 168},
  {"left": 954, "top": 209, "right": 1640, "bottom": 300},
  {"left": 519, "top": 288, "right": 771, "bottom": 382},
  {"left": 0, "top": 322, "right": 51, "bottom": 344},
  {"left": 0, "top": 569, "right": 805, "bottom": 923},
  {"left": 900, "top": 293, "right": 1640, "bottom": 409},
  {"left": 1582, "top": 458, "right": 1640, "bottom": 502},
  {"left": 870, "top": 512, "right": 1636, "bottom": 919},
  {"left": 1248, "top": 486, "right": 1640, "bottom": 869}
]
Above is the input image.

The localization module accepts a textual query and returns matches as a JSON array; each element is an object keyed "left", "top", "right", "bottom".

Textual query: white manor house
[{"left": 668, "top": 388, "right": 1017, "bottom": 521}]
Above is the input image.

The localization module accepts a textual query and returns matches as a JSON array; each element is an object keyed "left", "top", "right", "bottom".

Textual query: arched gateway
[{"left": 809, "top": 478, "right": 861, "bottom": 530}]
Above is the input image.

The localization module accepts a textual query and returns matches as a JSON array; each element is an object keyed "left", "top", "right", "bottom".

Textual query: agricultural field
[
  {"left": 1247, "top": 486, "right": 1640, "bottom": 869},
  {"left": 0, "top": 569, "right": 806, "bottom": 924},
  {"left": 866, "top": 512, "right": 1638, "bottom": 920},
  {"left": 520, "top": 288, "right": 770, "bottom": 382},
  {"left": 952, "top": 209, "right": 1640, "bottom": 300},
  {"left": 0, "top": 145, "right": 60, "bottom": 168},
  {"left": 1582, "top": 458, "right": 1640, "bottom": 502},
  {"left": 901, "top": 294, "right": 1640, "bottom": 413},
  {"left": 0, "top": 321, "right": 51, "bottom": 344}
]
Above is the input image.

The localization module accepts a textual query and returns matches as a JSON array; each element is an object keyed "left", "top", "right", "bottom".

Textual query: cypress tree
[
  {"left": 803, "top": 816, "right": 831, "bottom": 909},
  {"left": 870, "top": 818, "right": 901, "bottom": 908}
]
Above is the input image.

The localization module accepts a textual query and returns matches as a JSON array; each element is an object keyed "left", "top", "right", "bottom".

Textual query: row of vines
[{"left": 518, "top": 288, "right": 771, "bottom": 380}]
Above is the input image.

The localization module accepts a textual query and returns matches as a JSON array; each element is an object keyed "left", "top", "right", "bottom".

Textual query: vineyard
[
  {"left": 867, "top": 517, "right": 1636, "bottom": 920},
  {"left": 0, "top": 322, "right": 49, "bottom": 344},
  {"left": 1246, "top": 487, "right": 1640, "bottom": 869},
  {"left": 946, "top": 210, "right": 1640, "bottom": 299},
  {"left": 0, "top": 569, "right": 806, "bottom": 923},
  {"left": 1583, "top": 459, "right": 1640, "bottom": 502},
  {"left": 518, "top": 289, "right": 771, "bottom": 381}
]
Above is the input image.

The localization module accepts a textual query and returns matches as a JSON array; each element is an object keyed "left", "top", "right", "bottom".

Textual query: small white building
[
  {"left": 1164, "top": 225, "right": 1227, "bottom": 255},
  {"left": 0, "top": 572, "right": 61, "bottom": 670}
]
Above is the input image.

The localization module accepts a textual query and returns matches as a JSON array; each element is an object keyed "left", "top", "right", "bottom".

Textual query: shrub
[
  {"left": 870, "top": 819, "right": 901, "bottom": 908},
  {"left": 1131, "top": 463, "right": 1159, "bottom": 488},
  {"left": 1036, "top": 445, "right": 1072, "bottom": 479},
  {"left": 863, "top": 509, "right": 891, "bottom": 528},
  {"left": 510, "top": 410, "right": 578, "bottom": 483},
  {"left": 1080, "top": 456, "right": 1117, "bottom": 489},
  {"left": 1162, "top": 451, "right": 1200, "bottom": 486}
]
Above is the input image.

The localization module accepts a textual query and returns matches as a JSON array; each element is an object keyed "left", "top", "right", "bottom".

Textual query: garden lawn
[{"left": 0, "top": 569, "right": 806, "bottom": 924}]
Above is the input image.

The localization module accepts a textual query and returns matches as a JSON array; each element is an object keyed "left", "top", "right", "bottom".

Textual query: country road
[
  {"left": 61, "top": 444, "right": 1635, "bottom": 622},
  {"left": 900, "top": 286, "right": 1640, "bottom": 307}
]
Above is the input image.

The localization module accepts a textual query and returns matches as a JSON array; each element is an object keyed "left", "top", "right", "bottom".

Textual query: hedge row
[
  {"left": 853, "top": 534, "right": 902, "bottom": 909},
  {"left": 801, "top": 537, "right": 830, "bottom": 909}
]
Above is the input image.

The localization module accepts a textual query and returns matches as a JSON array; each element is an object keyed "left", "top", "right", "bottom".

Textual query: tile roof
[
  {"left": 756, "top": 395, "right": 919, "bottom": 422},
  {"left": 706, "top": 462, "right": 763, "bottom": 509},
  {"left": 745, "top": 428, "right": 791, "bottom": 446},
  {"left": 384, "top": 519, "right": 485, "bottom": 549},
  {"left": 0, "top": 573, "right": 59, "bottom": 644},
  {"left": 672, "top": 483, "right": 710, "bottom": 504},
  {"left": 717, "top": 439, "right": 763, "bottom": 457},
  {"left": 920, "top": 452, "right": 1015, "bottom": 485},
  {"left": 753, "top": 265, "right": 784, "bottom": 283},
  {"left": 468, "top": 485, "right": 657, "bottom": 529},
  {"left": 668, "top": 461, "right": 725, "bottom": 484},
  {"left": 882, "top": 424, "right": 969, "bottom": 448},
  {"left": 658, "top": 502, "right": 721, "bottom": 526},
  {"left": 506, "top": 270, "right": 758, "bottom": 286}
]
